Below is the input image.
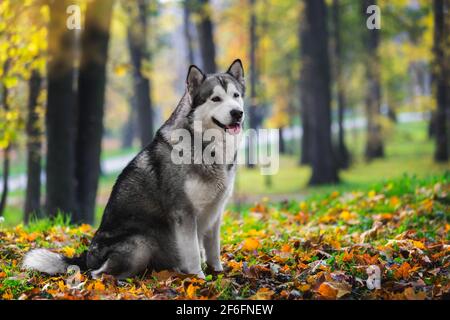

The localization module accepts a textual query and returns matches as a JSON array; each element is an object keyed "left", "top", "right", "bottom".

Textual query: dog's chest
[{"left": 184, "top": 169, "right": 234, "bottom": 216}]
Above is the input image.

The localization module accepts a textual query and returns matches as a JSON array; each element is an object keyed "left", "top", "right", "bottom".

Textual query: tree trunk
[
  {"left": 362, "top": 0, "right": 384, "bottom": 160},
  {"left": 121, "top": 96, "right": 137, "bottom": 148},
  {"left": 0, "top": 61, "right": 11, "bottom": 216},
  {"left": 332, "top": 0, "right": 349, "bottom": 169},
  {"left": 183, "top": 0, "right": 196, "bottom": 65},
  {"left": 0, "top": 147, "right": 9, "bottom": 216},
  {"left": 46, "top": 0, "right": 78, "bottom": 218},
  {"left": 75, "top": 0, "right": 114, "bottom": 224},
  {"left": 127, "top": 0, "right": 154, "bottom": 149},
  {"left": 300, "top": 112, "right": 311, "bottom": 165},
  {"left": 24, "top": 70, "right": 43, "bottom": 223},
  {"left": 193, "top": 0, "right": 216, "bottom": 73},
  {"left": 247, "top": 0, "right": 259, "bottom": 168},
  {"left": 279, "top": 127, "right": 286, "bottom": 154},
  {"left": 300, "top": 0, "right": 339, "bottom": 185},
  {"left": 433, "top": 0, "right": 449, "bottom": 162}
]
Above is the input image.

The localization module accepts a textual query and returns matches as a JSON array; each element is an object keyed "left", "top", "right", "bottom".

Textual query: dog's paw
[
  {"left": 196, "top": 270, "right": 206, "bottom": 279},
  {"left": 207, "top": 262, "right": 223, "bottom": 273}
]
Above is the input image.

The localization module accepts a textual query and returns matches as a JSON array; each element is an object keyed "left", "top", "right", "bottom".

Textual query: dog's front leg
[
  {"left": 203, "top": 216, "right": 223, "bottom": 272},
  {"left": 175, "top": 212, "right": 205, "bottom": 279}
]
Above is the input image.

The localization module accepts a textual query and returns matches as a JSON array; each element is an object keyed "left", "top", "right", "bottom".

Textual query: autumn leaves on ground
[{"left": 0, "top": 174, "right": 449, "bottom": 300}]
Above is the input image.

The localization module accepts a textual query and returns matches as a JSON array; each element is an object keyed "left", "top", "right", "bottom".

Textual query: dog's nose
[{"left": 230, "top": 109, "right": 243, "bottom": 121}]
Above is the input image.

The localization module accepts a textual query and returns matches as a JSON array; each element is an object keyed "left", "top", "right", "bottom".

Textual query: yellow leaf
[
  {"left": 57, "top": 280, "right": 66, "bottom": 291},
  {"left": 186, "top": 284, "right": 198, "bottom": 299},
  {"left": 242, "top": 238, "right": 261, "bottom": 251},
  {"left": 410, "top": 240, "right": 426, "bottom": 250},
  {"left": 299, "top": 201, "right": 307, "bottom": 211},
  {"left": 63, "top": 247, "right": 76, "bottom": 258},
  {"left": 79, "top": 224, "right": 91, "bottom": 233},
  {"left": 2, "top": 291, "right": 13, "bottom": 300},
  {"left": 339, "top": 210, "right": 353, "bottom": 221},
  {"left": 93, "top": 281, "right": 106, "bottom": 291}
]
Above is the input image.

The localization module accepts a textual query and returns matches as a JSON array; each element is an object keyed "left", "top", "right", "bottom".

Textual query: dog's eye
[
  {"left": 233, "top": 93, "right": 240, "bottom": 98},
  {"left": 211, "top": 96, "right": 222, "bottom": 102}
]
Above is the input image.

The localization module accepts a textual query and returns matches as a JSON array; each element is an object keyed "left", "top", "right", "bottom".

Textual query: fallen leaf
[
  {"left": 242, "top": 238, "right": 260, "bottom": 251},
  {"left": 251, "top": 287, "right": 275, "bottom": 300},
  {"left": 403, "top": 287, "right": 426, "bottom": 300}
]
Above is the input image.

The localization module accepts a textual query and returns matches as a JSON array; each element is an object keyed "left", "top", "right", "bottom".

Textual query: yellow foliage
[{"left": 242, "top": 238, "right": 261, "bottom": 251}]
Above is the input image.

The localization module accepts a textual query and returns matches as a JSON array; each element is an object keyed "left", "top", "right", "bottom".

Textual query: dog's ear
[
  {"left": 186, "top": 65, "right": 206, "bottom": 97},
  {"left": 227, "top": 59, "right": 245, "bottom": 87}
]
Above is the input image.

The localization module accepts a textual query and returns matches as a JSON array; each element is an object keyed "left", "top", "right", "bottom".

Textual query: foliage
[
  {"left": 0, "top": 175, "right": 448, "bottom": 300},
  {"left": 0, "top": 0, "right": 47, "bottom": 149}
]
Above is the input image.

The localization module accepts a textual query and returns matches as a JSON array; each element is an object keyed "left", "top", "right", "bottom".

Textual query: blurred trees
[
  {"left": 0, "top": 0, "right": 448, "bottom": 223},
  {"left": 433, "top": 0, "right": 449, "bottom": 162},
  {"left": 126, "top": 0, "right": 154, "bottom": 148},
  {"left": 75, "top": 0, "right": 114, "bottom": 224},
  {"left": 362, "top": 0, "right": 384, "bottom": 160},
  {"left": 24, "top": 70, "right": 43, "bottom": 223},
  {"left": 0, "top": 1, "right": 47, "bottom": 217},
  {"left": 331, "top": 0, "right": 350, "bottom": 169},
  {"left": 183, "top": 0, "right": 196, "bottom": 65},
  {"left": 192, "top": 0, "right": 217, "bottom": 73},
  {"left": 300, "top": 0, "right": 339, "bottom": 185},
  {"left": 46, "top": 0, "right": 78, "bottom": 218},
  {"left": 0, "top": 59, "right": 11, "bottom": 216}
]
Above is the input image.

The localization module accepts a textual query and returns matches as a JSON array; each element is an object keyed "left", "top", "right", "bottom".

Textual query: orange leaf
[
  {"left": 390, "top": 196, "right": 400, "bottom": 207},
  {"left": 95, "top": 281, "right": 106, "bottom": 291},
  {"left": 317, "top": 282, "right": 337, "bottom": 299},
  {"left": 242, "top": 238, "right": 260, "bottom": 251},
  {"left": 186, "top": 284, "right": 198, "bottom": 299},
  {"left": 228, "top": 260, "right": 242, "bottom": 272},
  {"left": 2, "top": 291, "right": 13, "bottom": 300},
  {"left": 57, "top": 280, "right": 66, "bottom": 291},
  {"left": 394, "top": 262, "right": 412, "bottom": 279},
  {"left": 342, "top": 251, "right": 354, "bottom": 262},
  {"left": 251, "top": 287, "right": 275, "bottom": 300},
  {"left": 403, "top": 287, "right": 426, "bottom": 300}
]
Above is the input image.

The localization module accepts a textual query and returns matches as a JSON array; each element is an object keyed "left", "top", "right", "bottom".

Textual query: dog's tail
[{"left": 22, "top": 249, "right": 88, "bottom": 275}]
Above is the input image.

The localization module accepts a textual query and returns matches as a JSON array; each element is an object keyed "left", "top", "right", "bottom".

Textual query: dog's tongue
[{"left": 226, "top": 124, "right": 241, "bottom": 135}]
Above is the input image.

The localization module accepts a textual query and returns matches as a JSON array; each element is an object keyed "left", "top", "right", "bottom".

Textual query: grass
[{"left": 235, "top": 121, "right": 448, "bottom": 196}]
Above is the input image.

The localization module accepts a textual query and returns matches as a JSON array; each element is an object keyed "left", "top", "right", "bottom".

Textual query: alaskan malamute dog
[{"left": 23, "top": 60, "right": 245, "bottom": 279}]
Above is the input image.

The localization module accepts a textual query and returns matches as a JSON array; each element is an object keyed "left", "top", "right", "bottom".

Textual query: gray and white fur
[{"left": 22, "top": 60, "right": 246, "bottom": 279}]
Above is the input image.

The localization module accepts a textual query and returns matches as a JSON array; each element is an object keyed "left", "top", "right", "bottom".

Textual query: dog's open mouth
[{"left": 212, "top": 117, "right": 242, "bottom": 135}]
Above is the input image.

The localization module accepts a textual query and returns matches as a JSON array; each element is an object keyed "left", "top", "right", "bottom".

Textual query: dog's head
[{"left": 186, "top": 59, "right": 245, "bottom": 136}]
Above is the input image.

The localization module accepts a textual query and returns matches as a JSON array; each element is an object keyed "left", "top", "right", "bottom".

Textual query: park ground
[
  {"left": 0, "top": 120, "right": 449, "bottom": 300},
  {"left": 0, "top": 173, "right": 448, "bottom": 300}
]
